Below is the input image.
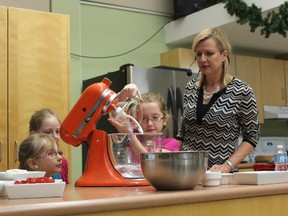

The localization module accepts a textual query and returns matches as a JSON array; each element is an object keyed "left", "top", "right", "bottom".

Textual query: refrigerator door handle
[
  {"left": 175, "top": 87, "right": 184, "bottom": 137},
  {"left": 167, "top": 86, "right": 177, "bottom": 137},
  {"left": 119, "top": 63, "right": 134, "bottom": 73},
  {"left": 176, "top": 87, "right": 183, "bottom": 116}
]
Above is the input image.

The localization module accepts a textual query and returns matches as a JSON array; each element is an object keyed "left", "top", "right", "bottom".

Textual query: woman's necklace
[{"left": 203, "top": 85, "right": 220, "bottom": 100}]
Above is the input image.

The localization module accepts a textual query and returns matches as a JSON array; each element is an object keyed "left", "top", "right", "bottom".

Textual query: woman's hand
[
  {"left": 209, "top": 142, "right": 253, "bottom": 173},
  {"left": 209, "top": 163, "right": 232, "bottom": 173},
  {"left": 117, "top": 83, "right": 143, "bottom": 102}
]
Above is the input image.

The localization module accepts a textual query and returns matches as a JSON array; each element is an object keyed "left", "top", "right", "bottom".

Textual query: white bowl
[
  {"left": 0, "top": 170, "right": 46, "bottom": 180},
  {"left": 202, "top": 171, "right": 222, "bottom": 187}
]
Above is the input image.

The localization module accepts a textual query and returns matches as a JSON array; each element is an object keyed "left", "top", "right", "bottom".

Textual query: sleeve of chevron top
[
  {"left": 176, "top": 79, "right": 197, "bottom": 142},
  {"left": 238, "top": 83, "right": 260, "bottom": 148}
]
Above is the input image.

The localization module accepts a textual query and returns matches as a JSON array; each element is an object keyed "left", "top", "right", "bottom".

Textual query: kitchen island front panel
[{"left": 1, "top": 183, "right": 288, "bottom": 216}]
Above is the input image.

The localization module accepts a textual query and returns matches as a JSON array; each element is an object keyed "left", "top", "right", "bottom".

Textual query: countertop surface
[{"left": 1, "top": 182, "right": 288, "bottom": 216}]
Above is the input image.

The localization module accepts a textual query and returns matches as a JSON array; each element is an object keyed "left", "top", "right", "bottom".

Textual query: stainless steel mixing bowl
[{"left": 140, "top": 151, "right": 209, "bottom": 190}]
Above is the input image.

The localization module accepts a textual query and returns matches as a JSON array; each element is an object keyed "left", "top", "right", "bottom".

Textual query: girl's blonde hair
[
  {"left": 29, "top": 108, "right": 60, "bottom": 133},
  {"left": 141, "top": 92, "right": 170, "bottom": 131},
  {"left": 141, "top": 92, "right": 168, "bottom": 117},
  {"left": 18, "top": 133, "right": 55, "bottom": 170},
  {"left": 192, "top": 27, "right": 233, "bottom": 87}
]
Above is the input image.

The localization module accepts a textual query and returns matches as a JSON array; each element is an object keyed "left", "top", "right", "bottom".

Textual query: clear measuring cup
[{"left": 109, "top": 97, "right": 144, "bottom": 133}]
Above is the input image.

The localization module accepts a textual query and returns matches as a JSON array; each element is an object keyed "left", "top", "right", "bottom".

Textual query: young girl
[
  {"left": 108, "top": 92, "right": 181, "bottom": 153},
  {"left": 18, "top": 133, "right": 62, "bottom": 178},
  {"left": 29, "top": 108, "right": 69, "bottom": 183}
]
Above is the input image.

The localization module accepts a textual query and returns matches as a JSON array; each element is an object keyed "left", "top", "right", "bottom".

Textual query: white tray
[
  {"left": 4, "top": 181, "right": 65, "bottom": 199},
  {"left": 233, "top": 171, "right": 288, "bottom": 185},
  {"left": 0, "top": 181, "right": 5, "bottom": 196},
  {"left": 0, "top": 170, "right": 45, "bottom": 180}
]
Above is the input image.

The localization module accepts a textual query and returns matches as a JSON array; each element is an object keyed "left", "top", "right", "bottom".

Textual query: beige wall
[
  {"left": 0, "top": 0, "right": 174, "bottom": 15},
  {"left": 0, "top": 0, "right": 50, "bottom": 11},
  {"left": 82, "top": 0, "right": 174, "bottom": 15}
]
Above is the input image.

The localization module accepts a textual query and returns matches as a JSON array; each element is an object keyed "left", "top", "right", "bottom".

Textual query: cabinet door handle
[
  {"left": 282, "top": 88, "right": 285, "bottom": 101},
  {"left": 15, "top": 140, "right": 19, "bottom": 162},
  {"left": 0, "top": 140, "right": 2, "bottom": 161}
]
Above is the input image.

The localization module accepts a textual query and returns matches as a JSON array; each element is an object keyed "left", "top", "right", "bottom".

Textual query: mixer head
[{"left": 60, "top": 77, "right": 118, "bottom": 147}]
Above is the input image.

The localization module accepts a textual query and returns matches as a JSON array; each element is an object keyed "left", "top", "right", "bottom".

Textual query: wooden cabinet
[
  {"left": 160, "top": 48, "right": 194, "bottom": 69},
  {"left": 260, "top": 58, "right": 285, "bottom": 106},
  {"left": 0, "top": 7, "right": 8, "bottom": 171},
  {"left": 236, "top": 56, "right": 288, "bottom": 123},
  {"left": 235, "top": 55, "right": 263, "bottom": 122},
  {"left": 0, "top": 7, "right": 70, "bottom": 171},
  {"left": 160, "top": 48, "right": 201, "bottom": 75},
  {"left": 161, "top": 48, "right": 236, "bottom": 77}
]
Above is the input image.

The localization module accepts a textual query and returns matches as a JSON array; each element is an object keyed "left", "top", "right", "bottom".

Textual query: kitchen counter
[{"left": 1, "top": 183, "right": 288, "bottom": 216}]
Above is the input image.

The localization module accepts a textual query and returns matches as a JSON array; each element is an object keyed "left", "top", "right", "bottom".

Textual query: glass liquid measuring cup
[
  {"left": 108, "top": 98, "right": 165, "bottom": 179},
  {"left": 109, "top": 98, "right": 144, "bottom": 133}
]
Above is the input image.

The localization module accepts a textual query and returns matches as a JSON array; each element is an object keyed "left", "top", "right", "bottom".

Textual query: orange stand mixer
[{"left": 60, "top": 77, "right": 149, "bottom": 186}]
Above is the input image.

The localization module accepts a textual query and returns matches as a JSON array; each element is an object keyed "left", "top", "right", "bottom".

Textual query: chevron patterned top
[{"left": 177, "top": 78, "right": 260, "bottom": 168}]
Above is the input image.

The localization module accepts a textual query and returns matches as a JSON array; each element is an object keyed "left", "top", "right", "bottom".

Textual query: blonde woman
[{"left": 177, "top": 27, "right": 260, "bottom": 172}]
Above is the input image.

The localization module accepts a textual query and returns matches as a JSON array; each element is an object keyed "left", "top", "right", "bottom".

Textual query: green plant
[{"left": 200, "top": 0, "right": 288, "bottom": 38}]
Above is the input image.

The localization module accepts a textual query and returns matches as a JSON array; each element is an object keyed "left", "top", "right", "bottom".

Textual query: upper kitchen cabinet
[
  {"left": 160, "top": 48, "right": 201, "bottom": 78},
  {"left": 260, "top": 58, "right": 285, "bottom": 106},
  {"left": 235, "top": 55, "right": 263, "bottom": 123},
  {"left": 160, "top": 48, "right": 236, "bottom": 76},
  {"left": 160, "top": 48, "right": 194, "bottom": 69},
  {"left": 0, "top": 7, "right": 70, "bottom": 170},
  {"left": 0, "top": 7, "right": 8, "bottom": 171}
]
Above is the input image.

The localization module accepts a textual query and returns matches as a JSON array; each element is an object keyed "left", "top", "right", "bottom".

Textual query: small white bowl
[
  {"left": 0, "top": 170, "right": 46, "bottom": 180},
  {"left": 202, "top": 171, "right": 222, "bottom": 187}
]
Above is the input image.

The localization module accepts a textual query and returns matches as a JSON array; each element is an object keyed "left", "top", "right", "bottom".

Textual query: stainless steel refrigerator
[{"left": 81, "top": 64, "right": 196, "bottom": 170}]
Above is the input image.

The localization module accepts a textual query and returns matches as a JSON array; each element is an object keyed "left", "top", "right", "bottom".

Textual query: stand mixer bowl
[{"left": 107, "top": 133, "right": 163, "bottom": 179}]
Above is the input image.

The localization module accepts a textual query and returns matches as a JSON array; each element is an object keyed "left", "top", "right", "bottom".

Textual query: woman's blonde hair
[
  {"left": 18, "top": 133, "right": 55, "bottom": 170},
  {"left": 192, "top": 27, "right": 233, "bottom": 87}
]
